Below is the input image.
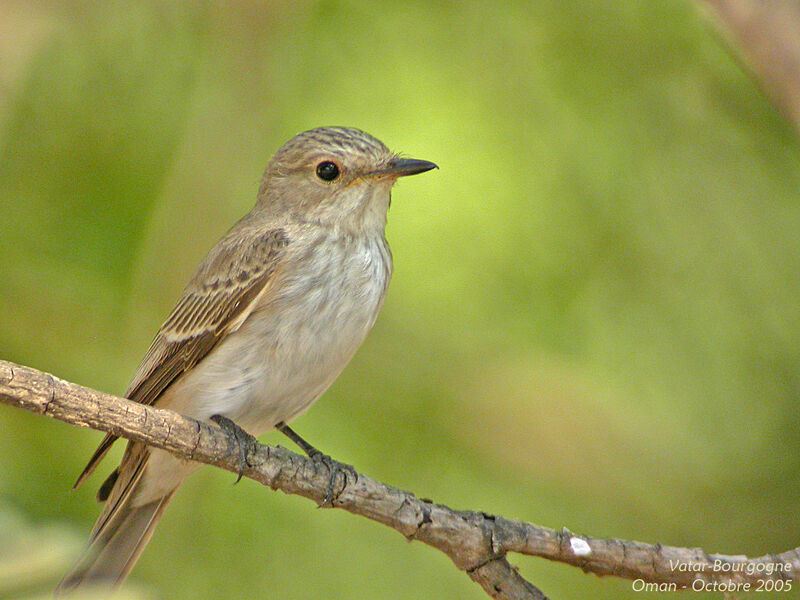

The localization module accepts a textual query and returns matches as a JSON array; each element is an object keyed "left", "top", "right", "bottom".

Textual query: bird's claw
[
  {"left": 308, "top": 450, "right": 358, "bottom": 507},
  {"left": 211, "top": 414, "right": 255, "bottom": 484}
]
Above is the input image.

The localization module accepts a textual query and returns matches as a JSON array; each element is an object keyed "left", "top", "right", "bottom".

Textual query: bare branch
[{"left": 1, "top": 359, "right": 798, "bottom": 598}]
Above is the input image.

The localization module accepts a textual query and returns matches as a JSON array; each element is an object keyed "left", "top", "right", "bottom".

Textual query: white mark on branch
[
  {"left": 1, "top": 359, "right": 798, "bottom": 600},
  {"left": 570, "top": 537, "right": 591, "bottom": 557}
]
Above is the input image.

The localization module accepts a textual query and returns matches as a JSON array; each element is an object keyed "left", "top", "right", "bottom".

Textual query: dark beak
[{"left": 372, "top": 157, "right": 438, "bottom": 177}]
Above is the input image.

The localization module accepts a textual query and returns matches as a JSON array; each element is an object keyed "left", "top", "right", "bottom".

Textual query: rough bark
[{"left": 1, "top": 360, "right": 798, "bottom": 598}]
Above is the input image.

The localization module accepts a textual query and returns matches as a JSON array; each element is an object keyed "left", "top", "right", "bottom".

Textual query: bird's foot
[
  {"left": 274, "top": 421, "right": 356, "bottom": 506},
  {"left": 211, "top": 414, "right": 255, "bottom": 484},
  {"left": 308, "top": 449, "right": 358, "bottom": 508}
]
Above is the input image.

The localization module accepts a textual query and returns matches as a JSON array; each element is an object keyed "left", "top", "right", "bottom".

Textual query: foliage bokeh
[{"left": 1, "top": 1, "right": 799, "bottom": 598}]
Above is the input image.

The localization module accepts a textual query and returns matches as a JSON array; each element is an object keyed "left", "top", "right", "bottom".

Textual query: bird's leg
[
  {"left": 210, "top": 414, "right": 255, "bottom": 484},
  {"left": 275, "top": 421, "right": 357, "bottom": 507},
  {"left": 275, "top": 421, "right": 320, "bottom": 456}
]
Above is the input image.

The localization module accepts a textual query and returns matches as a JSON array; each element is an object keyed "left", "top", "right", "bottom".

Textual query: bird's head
[{"left": 258, "top": 127, "right": 436, "bottom": 233}]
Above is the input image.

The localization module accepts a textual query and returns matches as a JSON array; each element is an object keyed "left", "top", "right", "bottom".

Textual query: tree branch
[{"left": 1, "top": 359, "right": 797, "bottom": 598}]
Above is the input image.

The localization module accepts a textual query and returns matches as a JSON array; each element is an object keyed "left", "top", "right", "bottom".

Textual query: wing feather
[{"left": 73, "top": 226, "right": 289, "bottom": 489}]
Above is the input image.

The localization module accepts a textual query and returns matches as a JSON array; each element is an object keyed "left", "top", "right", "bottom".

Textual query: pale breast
[{"left": 164, "top": 231, "right": 392, "bottom": 432}]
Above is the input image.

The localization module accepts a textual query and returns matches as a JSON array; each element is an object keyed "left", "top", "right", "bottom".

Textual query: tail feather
[
  {"left": 89, "top": 451, "right": 148, "bottom": 541},
  {"left": 73, "top": 433, "right": 118, "bottom": 490},
  {"left": 57, "top": 443, "right": 175, "bottom": 595},
  {"left": 56, "top": 494, "right": 174, "bottom": 594}
]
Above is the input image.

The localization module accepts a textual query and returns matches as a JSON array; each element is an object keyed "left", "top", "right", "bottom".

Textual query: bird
[{"left": 56, "top": 126, "right": 437, "bottom": 593}]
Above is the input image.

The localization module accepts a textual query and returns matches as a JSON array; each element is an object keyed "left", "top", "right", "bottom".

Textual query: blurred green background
[{"left": 1, "top": 1, "right": 799, "bottom": 598}]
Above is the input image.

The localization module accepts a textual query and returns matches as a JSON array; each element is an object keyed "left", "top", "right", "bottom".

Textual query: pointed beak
[{"left": 371, "top": 157, "right": 438, "bottom": 178}]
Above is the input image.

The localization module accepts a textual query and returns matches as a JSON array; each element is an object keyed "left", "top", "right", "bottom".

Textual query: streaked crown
[
  {"left": 269, "top": 127, "right": 392, "bottom": 176},
  {"left": 256, "top": 127, "right": 435, "bottom": 232}
]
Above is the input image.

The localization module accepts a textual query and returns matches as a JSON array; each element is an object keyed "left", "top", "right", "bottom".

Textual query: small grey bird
[{"left": 57, "top": 127, "right": 436, "bottom": 593}]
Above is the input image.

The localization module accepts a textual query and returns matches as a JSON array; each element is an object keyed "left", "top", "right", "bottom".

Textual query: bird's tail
[{"left": 56, "top": 443, "right": 175, "bottom": 595}]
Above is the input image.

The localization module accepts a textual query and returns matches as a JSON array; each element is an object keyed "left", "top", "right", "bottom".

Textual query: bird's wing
[
  {"left": 74, "top": 226, "right": 290, "bottom": 489},
  {"left": 125, "top": 227, "right": 289, "bottom": 406}
]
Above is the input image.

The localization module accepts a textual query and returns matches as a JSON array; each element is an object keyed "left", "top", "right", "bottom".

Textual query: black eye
[{"left": 316, "top": 161, "right": 340, "bottom": 181}]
